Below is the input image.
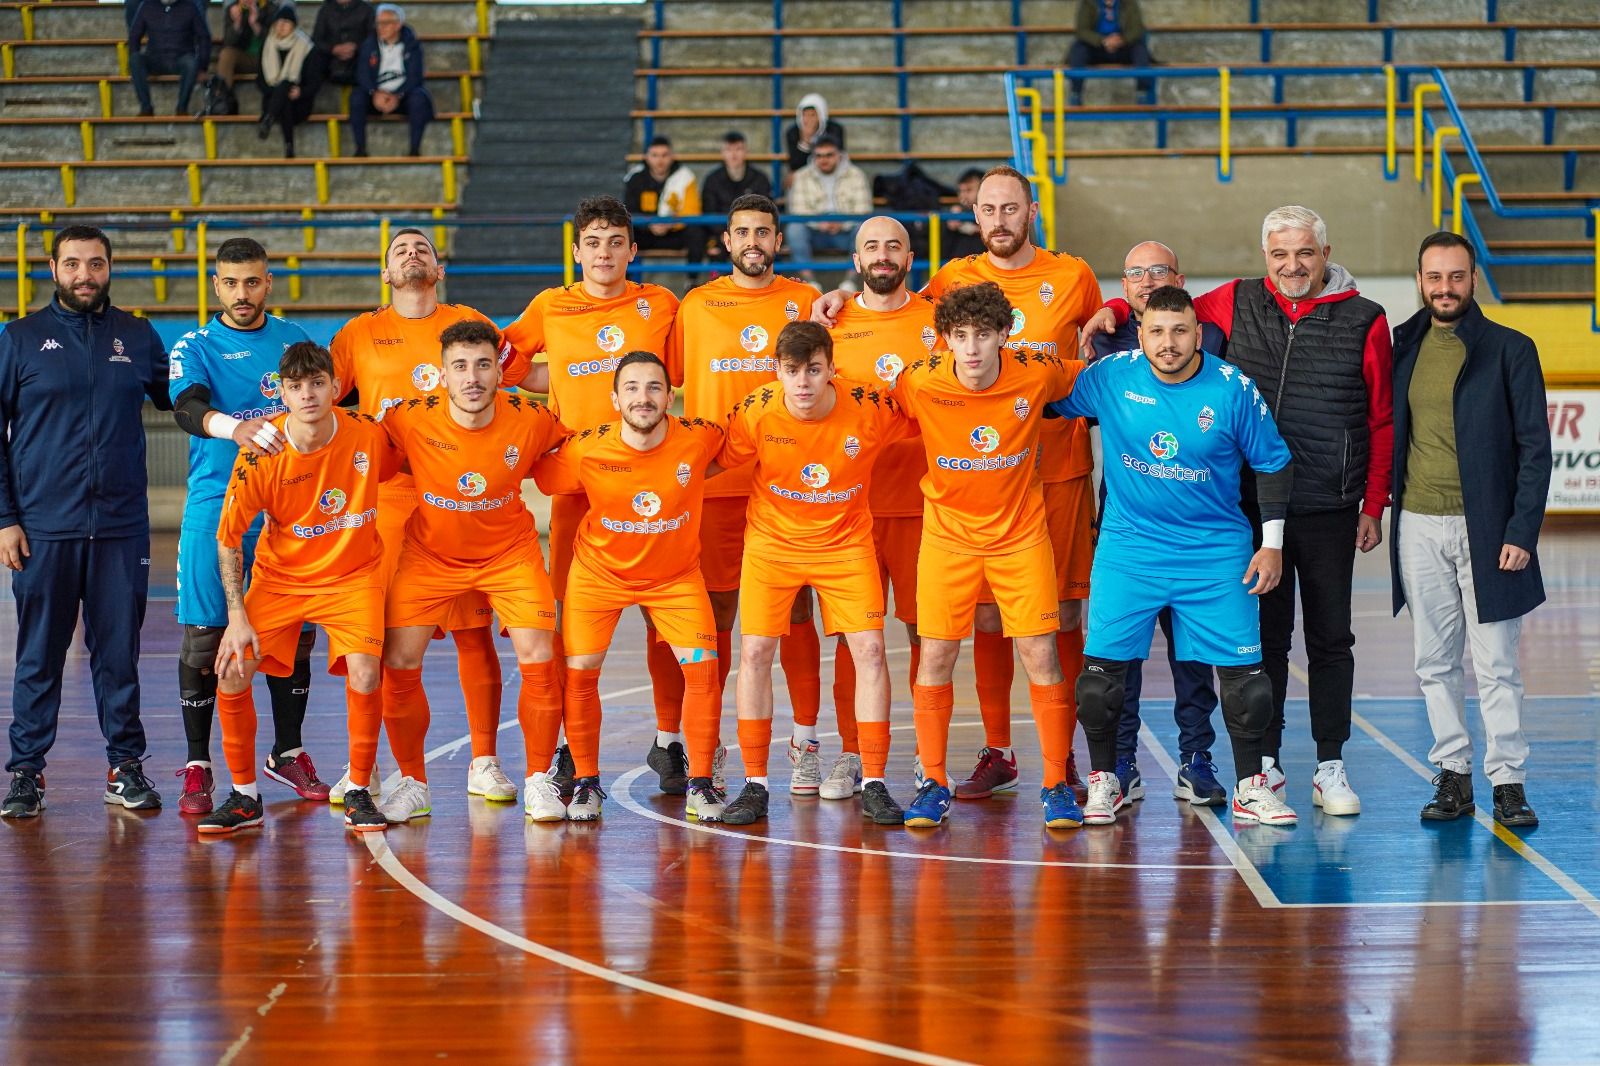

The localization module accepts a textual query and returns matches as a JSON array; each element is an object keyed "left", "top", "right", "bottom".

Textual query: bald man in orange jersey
[{"left": 329, "top": 227, "right": 533, "bottom": 803}]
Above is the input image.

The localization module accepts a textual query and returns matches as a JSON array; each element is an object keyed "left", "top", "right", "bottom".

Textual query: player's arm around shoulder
[
  {"left": 531, "top": 425, "right": 590, "bottom": 496},
  {"left": 716, "top": 385, "right": 770, "bottom": 470}
]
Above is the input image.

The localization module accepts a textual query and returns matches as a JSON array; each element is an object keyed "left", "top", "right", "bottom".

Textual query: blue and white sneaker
[
  {"left": 1114, "top": 755, "right": 1144, "bottom": 802},
  {"left": 903, "top": 780, "right": 953, "bottom": 827},
  {"left": 1041, "top": 782, "right": 1083, "bottom": 829},
  {"left": 1174, "top": 751, "right": 1227, "bottom": 807}
]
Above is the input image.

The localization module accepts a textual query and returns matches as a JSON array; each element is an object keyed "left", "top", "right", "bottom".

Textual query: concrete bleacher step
[
  {"left": 1, "top": 0, "right": 489, "bottom": 40},
  {"left": 0, "top": 73, "right": 476, "bottom": 118},
  {"left": 4, "top": 37, "right": 483, "bottom": 78},
  {"left": 1, "top": 115, "right": 468, "bottom": 161}
]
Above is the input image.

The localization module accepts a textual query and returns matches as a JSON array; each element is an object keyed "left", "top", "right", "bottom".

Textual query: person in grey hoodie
[{"left": 784, "top": 91, "right": 846, "bottom": 186}]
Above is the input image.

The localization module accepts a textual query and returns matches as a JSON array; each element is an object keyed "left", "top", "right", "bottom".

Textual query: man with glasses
[{"left": 785, "top": 134, "right": 872, "bottom": 291}]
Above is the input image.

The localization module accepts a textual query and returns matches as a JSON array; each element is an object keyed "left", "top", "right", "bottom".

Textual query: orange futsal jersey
[
  {"left": 668, "top": 274, "right": 816, "bottom": 498},
  {"left": 828, "top": 293, "right": 937, "bottom": 518},
  {"left": 502, "top": 281, "right": 679, "bottom": 431},
  {"left": 217, "top": 410, "right": 400, "bottom": 591},
  {"left": 533, "top": 416, "right": 724, "bottom": 590},
  {"left": 721, "top": 377, "right": 908, "bottom": 563},
  {"left": 924, "top": 250, "right": 1100, "bottom": 482},
  {"left": 381, "top": 392, "right": 567, "bottom": 563},
  {"left": 891, "top": 351, "right": 1080, "bottom": 556}
]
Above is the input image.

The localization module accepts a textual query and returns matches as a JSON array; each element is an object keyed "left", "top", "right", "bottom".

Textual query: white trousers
[{"left": 1398, "top": 511, "right": 1528, "bottom": 785}]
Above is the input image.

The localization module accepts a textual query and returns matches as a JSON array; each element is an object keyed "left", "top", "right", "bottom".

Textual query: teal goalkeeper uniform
[{"left": 1048, "top": 349, "right": 1292, "bottom": 666}]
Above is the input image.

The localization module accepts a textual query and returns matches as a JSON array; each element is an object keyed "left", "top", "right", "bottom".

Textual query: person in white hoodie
[
  {"left": 258, "top": 6, "right": 317, "bottom": 158},
  {"left": 785, "top": 134, "right": 871, "bottom": 289},
  {"left": 784, "top": 92, "right": 847, "bottom": 187}
]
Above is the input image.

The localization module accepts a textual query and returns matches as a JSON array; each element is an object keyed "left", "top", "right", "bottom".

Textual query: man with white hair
[
  {"left": 351, "top": 2, "right": 434, "bottom": 157},
  {"left": 1089, "top": 206, "right": 1393, "bottom": 819}
]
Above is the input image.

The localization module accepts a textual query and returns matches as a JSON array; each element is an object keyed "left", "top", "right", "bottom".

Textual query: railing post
[
  {"left": 1451, "top": 173, "right": 1480, "bottom": 235},
  {"left": 170, "top": 209, "right": 185, "bottom": 254},
  {"left": 116, "top": 40, "right": 127, "bottom": 77},
  {"left": 287, "top": 255, "right": 301, "bottom": 302},
  {"left": 379, "top": 217, "right": 392, "bottom": 305},
  {"left": 20, "top": 5, "right": 33, "bottom": 40},
  {"left": 59, "top": 164, "right": 75, "bottom": 208},
  {"left": 1431, "top": 125, "right": 1460, "bottom": 227},
  {"left": 1592, "top": 209, "right": 1598, "bottom": 333},
  {"left": 302, "top": 207, "right": 316, "bottom": 252},
  {"left": 99, "top": 78, "right": 112, "bottom": 118},
  {"left": 1052, "top": 69, "right": 1065, "bottom": 182},
  {"left": 16, "top": 223, "right": 28, "bottom": 318},
  {"left": 1383, "top": 64, "right": 1397, "bottom": 179},
  {"left": 80, "top": 120, "right": 94, "bottom": 162},
  {"left": 187, "top": 161, "right": 202, "bottom": 206},
  {"left": 1412, "top": 82, "right": 1440, "bottom": 184},
  {"left": 927, "top": 211, "right": 942, "bottom": 275},
  {"left": 315, "top": 160, "right": 329, "bottom": 205},
  {"left": 1218, "top": 66, "right": 1232, "bottom": 181},
  {"left": 451, "top": 115, "right": 465, "bottom": 158},
  {"left": 203, "top": 118, "right": 216, "bottom": 160},
  {"left": 0, "top": 43, "right": 12, "bottom": 80},
  {"left": 195, "top": 220, "right": 207, "bottom": 327},
  {"left": 433, "top": 207, "right": 448, "bottom": 255},
  {"left": 441, "top": 159, "right": 457, "bottom": 203},
  {"left": 152, "top": 256, "right": 166, "bottom": 304},
  {"left": 562, "top": 219, "right": 575, "bottom": 286},
  {"left": 327, "top": 117, "right": 341, "bottom": 159}
]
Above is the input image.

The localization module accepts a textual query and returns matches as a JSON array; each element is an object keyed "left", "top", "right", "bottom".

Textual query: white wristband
[
  {"left": 1261, "top": 519, "right": 1285, "bottom": 551},
  {"left": 209, "top": 412, "right": 242, "bottom": 440}
]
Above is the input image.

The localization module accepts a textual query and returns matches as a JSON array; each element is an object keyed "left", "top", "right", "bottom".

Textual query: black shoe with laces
[
  {"left": 860, "top": 780, "right": 904, "bottom": 825},
  {"left": 722, "top": 781, "right": 769, "bottom": 825},
  {"left": 1493, "top": 783, "right": 1538, "bottom": 827},
  {"left": 551, "top": 745, "right": 576, "bottom": 801},
  {"left": 103, "top": 759, "right": 162, "bottom": 810},
  {"left": 197, "top": 790, "right": 264, "bottom": 834},
  {"left": 2, "top": 770, "right": 45, "bottom": 818},
  {"left": 646, "top": 739, "right": 690, "bottom": 795},
  {"left": 343, "top": 788, "right": 387, "bottom": 833},
  {"left": 1421, "top": 768, "right": 1474, "bottom": 821}
]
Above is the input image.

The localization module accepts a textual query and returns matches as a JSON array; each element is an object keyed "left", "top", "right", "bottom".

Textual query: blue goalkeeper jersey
[{"left": 1048, "top": 349, "right": 1291, "bottom": 577}]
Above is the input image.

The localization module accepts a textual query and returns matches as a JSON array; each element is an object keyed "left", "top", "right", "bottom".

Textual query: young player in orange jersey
[
  {"left": 529, "top": 352, "right": 727, "bottom": 823},
  {"left": 717, "top": 321, "right": 912, "bottom": 826},
  {"left": 375, "top": 320, "right": 568, "bottom": 825},
  {"left": 329, "top": 228, "right": 533, "bottom": 804},
  {"left": 203, "top": 342, "right": 401, "bottom": 835},
  {"left": 667, "top": 193, "right": 828, "bottom": 792},
  {"left": 889, "top": 283, "right": 1084, "bottom": 830},
  {"left": 502, "top": 196, "right": 690, "bottom": 797}
]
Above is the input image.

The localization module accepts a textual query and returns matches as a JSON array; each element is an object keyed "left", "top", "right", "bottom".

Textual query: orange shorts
[
  {"left": 699, "top": 496, "right": 749, "bottom": 593},
  {"left": 978, "top": 474, "right": 1093, "bottom": 605},
  {"left": 386, "top": 540, "right": 557, "bottom": 632},
  {"left": 547, "top": 490, "right": 588, "bottom": 602},
  {"left": 872, "top": 514, "right": 921, "bottom": 625},
  {"left": 563, "top": 555, "right": 716, "bottom": 658},
  {"left": 919, "top": 537, "right": 1059, "bottom": 641},
  {"left": 740, "top": 550, "right": 884, "bottom": 639},
  {"left": 380, "top": 485, "right": 493, "bottom": 632},
  {"left": 245, "top": 579, "right": 384, "bottom": 677}
]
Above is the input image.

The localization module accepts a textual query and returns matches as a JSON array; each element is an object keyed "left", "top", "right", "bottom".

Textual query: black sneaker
[
  {"left": 722, "top": 781, "right": 769, "bottom": 825},
  {"left": 860, "top": 780, "right": 904, "bottom": 825},
  {"left": 343, "top": 788, "right": 387, "bottom": 833},
  {"left": 551, "top": 745, "right": 576, "bottom": 802},
  {"left": 2, "top": 770, "right": 45, "bottom": 818},
  {"left": 646, "top": 739, "right": 690, "bottom": 795},
  {"left": 197, "top": 790, "right": 264, "bottom": 834},
  {"left": 1421, "top": 769, "right": 1474, "bottom": 821},
  {"left": 103, "top": 759, "right": 162, "bottom": 810},
  {"left": 1493, "top": 783, "right": 1538, "bottom": 828}
]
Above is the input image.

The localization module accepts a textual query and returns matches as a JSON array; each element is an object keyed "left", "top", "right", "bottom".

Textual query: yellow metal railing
[
  {"left": 1383, "top": 65, "right": 1398, "bottom": 178},
  {"left": 16, "top": 223, "right": 29, "bottom": 319},
  {"left": 1013, "top": 87, "right": 1056, "bottom": 249},
  {"left": 1451, "top": 174, "right": 1481, "bottom": 235},
  {"left": 80, "top": 120, "right": 95, "bottom": 162},
  {"left": 926, "top": 210, "right": 943, "bottom": 275},
  {"left": 1593, "top": 209, "right": 1599, "bottom": 332},
  {"left": 1412, "top": 82, "right": 1441, "bottom": 183},
  {"left": 1218, "top": 67, "right": 1232, "bottom": 180},
  {"left": 379, "top": 217, "right": 392, "bottom": 305},
  {"left": 151, "top": 256, "right": 166, "bottom": 304},
  {"left": 562, "top": 219, "right": 574, "bottom": 285},
  {"left": 194, "top": 220, "right": 207, "bottom": 326},
  {"left": 1430, "top": 125, "right": 1460, "bottom": 227}
]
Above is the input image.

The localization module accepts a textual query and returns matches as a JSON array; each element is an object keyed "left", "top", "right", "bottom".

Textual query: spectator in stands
[
  {"left": 943, "top": 167, "right": 987, "bottom": 260},
  {"left": 784, "top": 92, "right": 846, "bottom": 189},
  {"left": 125, "top": 0, "right": 207, "bottom": 31},
  {"left": 311, "top": 0, "right": 376, "bottom": 87},
  {"left": 1067, "top": 0, "right": 1155, "bottom": 106},
  {"left": 784, "top": 134, "right": 871, "bottom": 290},
  {"left": 258, "top": 7, "right": 317, "bottom": 157},
  {"left": 128, "top": 0, "right": 212, "bottom": 117},
  {"left": 623, "top": 135, "right": 706, "bottom": 277},
  {"left": 351, "top": 3, "right": 434, "bottom": 157},
  {"left": 216, "top": 0, "right": 280, "bottom": 90},
  {"left": 702, "top": 131, "right": 772, "bottom": 216}
]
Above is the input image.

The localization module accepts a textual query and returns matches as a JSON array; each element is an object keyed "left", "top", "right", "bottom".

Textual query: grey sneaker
[
  {"left": 686, "top": 777, "right": 727, "bottom": 823},
  {"left": 787, "top": 738, "right": 822, "bottom": 795},
  {"left": 722, "top": 781, "right": 769, "bottom": 825},
  {"left": 819, "top": 752, "right": 863, "bottom": 800},
  {"left": 567, "top": 777, "right": 605, "bottom": 822},
  {"left": 378, "top": 776, "right": 432, "bottom": 824}
]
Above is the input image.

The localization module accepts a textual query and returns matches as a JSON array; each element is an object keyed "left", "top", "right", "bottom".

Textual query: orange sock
[
  {"left": 832, "top": 637, "right": 860, "bottom": 754},
  {"left": 216, "top": 687, "right": 258, "bottom": 787},
  {"left": 912, "top": 683, "right": 954, "bottom": 787},
  {"left": 550, "top": 628, "right": 567, "bottom": 699},
  {"left": 782, "top": 620, "right": 821, "bottom": 730},
  {"left": 859, "top": 719, "right": 891, "bottom": 779},
  {"left": 680, "top": 659, "right": 722, "bottom": 779},
  {"left": 973, "top": 629, "right": 1014, "bottom": 748},
  {"left": 1055, "top": 626, "right": 1084, "bottom": 746},
  {"left": 646, "top": 628, "right": 685, "bottom": 733},
  {"left": 380, "top": 665, "right": 430, "bottom": 782},
  {"left": 453, "top": 626, "right": 502, "bottom": 758},
  {"left": 1031, "top": 681, "right": 1072, "bottom": 788},
  {"left": 517, "top": 660, "right": 563, "bottom": 779},
  {"left": 736, "top": 718, "right": 772, "bottom": 779},
  {"left": 345, "top": 682, "right": 383, "bottom": 788},
  {"left": 564, "top": 666, "right": 603, "bottom": 779},
  {"left": 716, "top": 630, "right": 733, "bottom": 691},
  {"left": 909, "top": 639, "right": 922, "bottom": 691}
]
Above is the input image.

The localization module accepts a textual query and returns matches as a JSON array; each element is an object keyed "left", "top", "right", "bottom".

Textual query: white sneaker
[
  {"left": 1083, "top": 769, "right": 1122, "bottom": 826},
  {"left": 788, "top": 738, "right": 822, "bottom": 795},
  {"left": 819, "top": 752, "right": 863, "bottom": 800},
  {"left": 523, "top": 771, "right": 566, "bottom": 822},
  {"left": 1263, "top": 757, "right": 1287, "bottom": 795},
  {"left": 378, "top": 776, "right": 432, "bottom": 824},
  {"left": 686, "top": 779, "right": 727, "bottom": 822},
  {"left": 567, "top": 778, "right": 605, "bottom": 821},
  {"left": 329, "top": 765, "right": 381, "bottom": 805},
  {"left": 912, "top": 755, "right": 927, "bottom": 791},
  {"left": 711, "top": 744, "right": 728, "bottom": 792},
  {"left": 1311, "top": 759, "right": 1361, "bottom": 816},
  {"left": 1233, "top": 773, "right": 1298, "bottom": 825},
  {"left": 467, "top": 755, "right": 517, "bottom": 802}
]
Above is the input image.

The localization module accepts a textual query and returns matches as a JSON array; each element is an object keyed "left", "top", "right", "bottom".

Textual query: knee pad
[
  {"left": 1074, "top": 656, "right": 1129, "bottom": 736},
  {"left": 1218, "top": 663, "right": 1273, "bottom": 739},
  {"left": 180, "top": 625, "right": 222, "bottom": 673}
]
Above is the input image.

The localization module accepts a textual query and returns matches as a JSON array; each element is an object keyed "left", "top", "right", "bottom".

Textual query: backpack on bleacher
[{"left": 198, "top": 76, "right": 238, "bottom": 117}]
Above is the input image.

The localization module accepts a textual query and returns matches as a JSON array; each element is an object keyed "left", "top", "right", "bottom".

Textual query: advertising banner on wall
[{"left": 1548, "top": 388, "right": 1600, "bottom": 513}]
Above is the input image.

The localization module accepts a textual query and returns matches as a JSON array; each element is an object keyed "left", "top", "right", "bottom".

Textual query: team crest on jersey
[
  {"left": 800, "top": 463, "right": 830, "bottom": 488},
  {"left": 1038, "top": 282, "right": 1055, "bottom": 306},
  {"left": 596, "top": 325, "right": 625, "bottom": 353},
  {"left": 1197, "top": 405, "right": 1216, "bottom": 433},
  {"left": 1009, "top": 309, "right": 1025, "bottom": 337},
  {"left": 1013, "top": 397, "right": 1030, "bottom": 420},
  {"left": 843, "top": 436, "right": 860, "bottom": 459},
  {"left": 632, "top": 490, "right": 662, "bottom": 517},
  {"left": 354, "top": 451, "right": 370, "bottom": 475},
  {"left": 458, "top": 471, "right": 487, "bottom": 497},
  {"left": 113, "top": 338, "right": 125, "bottom": 356},
  {"left": 740, "top": 325, "right": 769, "bottom": 353},
  {"left": 636, "top": 298, "right": 652, "bottom": 320},
  {"left": 784, "top": 301, "right": 800, "bottom": 322},
  {"left": 412, "top": 363, "right": 442, "bottom": 391},
  {"left": 259, "top": 372, "right": 281, "bottom": 399},
  {"left": 971, "top": 426, "right": 1000, "bottom": 454},
  {"left": 676, "top": 461, "right": 692, "bottom": 487},
  {"left": 319, "top": 488, "right": 347, "bottom": 515},
  {"left": 874, "top": 353, "right": 904, "bottom": 382},
  {"left": 920, "top": 326, "right": 937, "bottom": 349},
  {"left": 1149, "top": 431, "right": 1179, "bottom": 460},
  {"left": 504, "top": 445, "right": 520, "bottom": 469}
]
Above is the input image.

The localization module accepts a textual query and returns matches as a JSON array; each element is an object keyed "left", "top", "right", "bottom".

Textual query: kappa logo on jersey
[
  {"left": 222, "top": 349, "right": 252, "bottom": 360},
  {"left": 259, "top": 372, "right": 281, "bottom": 399},
  {"left": 1013, "top": 397, "right": 1031, "bottom": 420},
  {"left": 113, "top": 338, "right": 125, "bottom": 356},
  {"left": 354, "top": 451, "right": 370, "bottom": 476},
  {"left": 458, "top": 471, "right": 488, "bottom": 498},
  {"left": 411, "top": 363, "right": 442, "bottom": 391},
  {"left": 675, "top": 461, "right": 692, "bottom": 487},
  {"left": 920, "top": 326, "right": 937, "bottom": 350},
  {"left": 843, "top": 435, "right": 860, "bottom": 459},
  {"left": 874, "top": 353, "right": 904, "bottom": 383},
  {"left": 632, "top": 490, "right": 662, "bottom": 517},
  {"left": 1197, "top": 405, "right": 1216, "bottom": 433},
  {"left": 1038, "top": 282, "right": 1055, "bottom": 306},
  {"left": 595, "top": 325, "right": 625, "bottom": 353},
  {"left": 1009, "top": 309, "right": 1025, "bottom": 337},
  {"left": 784, "top": 301, "right": 800, "bottom": 322},
  {"left": 740, "top": 325, "right": 770, "bottom": 353},
  {"left": 1219, "top": 364, "right": 1236, "bottom": 380},
  {"left": 503, "top": 445, "right": 520, "bottom": 470},
  {"left": 800, "top": 463, "right": 830, "bottom": 489},
  {"left": 970, "top": 426, "right": 1000, "bottom": 454},
  {"left": 636, "top": 297, "right": 652, "bottom": 320},
  {"left": 318, "top": 487, "right": 348, "bottom": 515},
  {"left": 1149, "top": 431, "right": 1180, "bottom": 460}
]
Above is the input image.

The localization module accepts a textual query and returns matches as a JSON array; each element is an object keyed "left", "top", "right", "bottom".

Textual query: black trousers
[{"left": 1066, "top": 39, "right": 1155, "bottom": 96}]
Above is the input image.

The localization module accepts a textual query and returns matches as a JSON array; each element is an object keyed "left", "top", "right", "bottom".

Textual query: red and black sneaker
[
  {"left": 263, "top": 751, "right": 331, "bottom": 801},
  {"left": 197, "top": 790, "right": 264, "bottom": 835},
  {"left": 955, "top": 746, "right": 1020, "bottom": 800},
  {"left": 174, "top": 763, "right": 214, "bottom": 815}
]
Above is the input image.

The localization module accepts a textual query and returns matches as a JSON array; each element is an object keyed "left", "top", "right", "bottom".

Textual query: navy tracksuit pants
[
  {"left": 1117, "top": 607, "right": 1221, "bottom": 760},
  {"left": 7, "top": 536, "right": 150, "bottom": 773}
]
